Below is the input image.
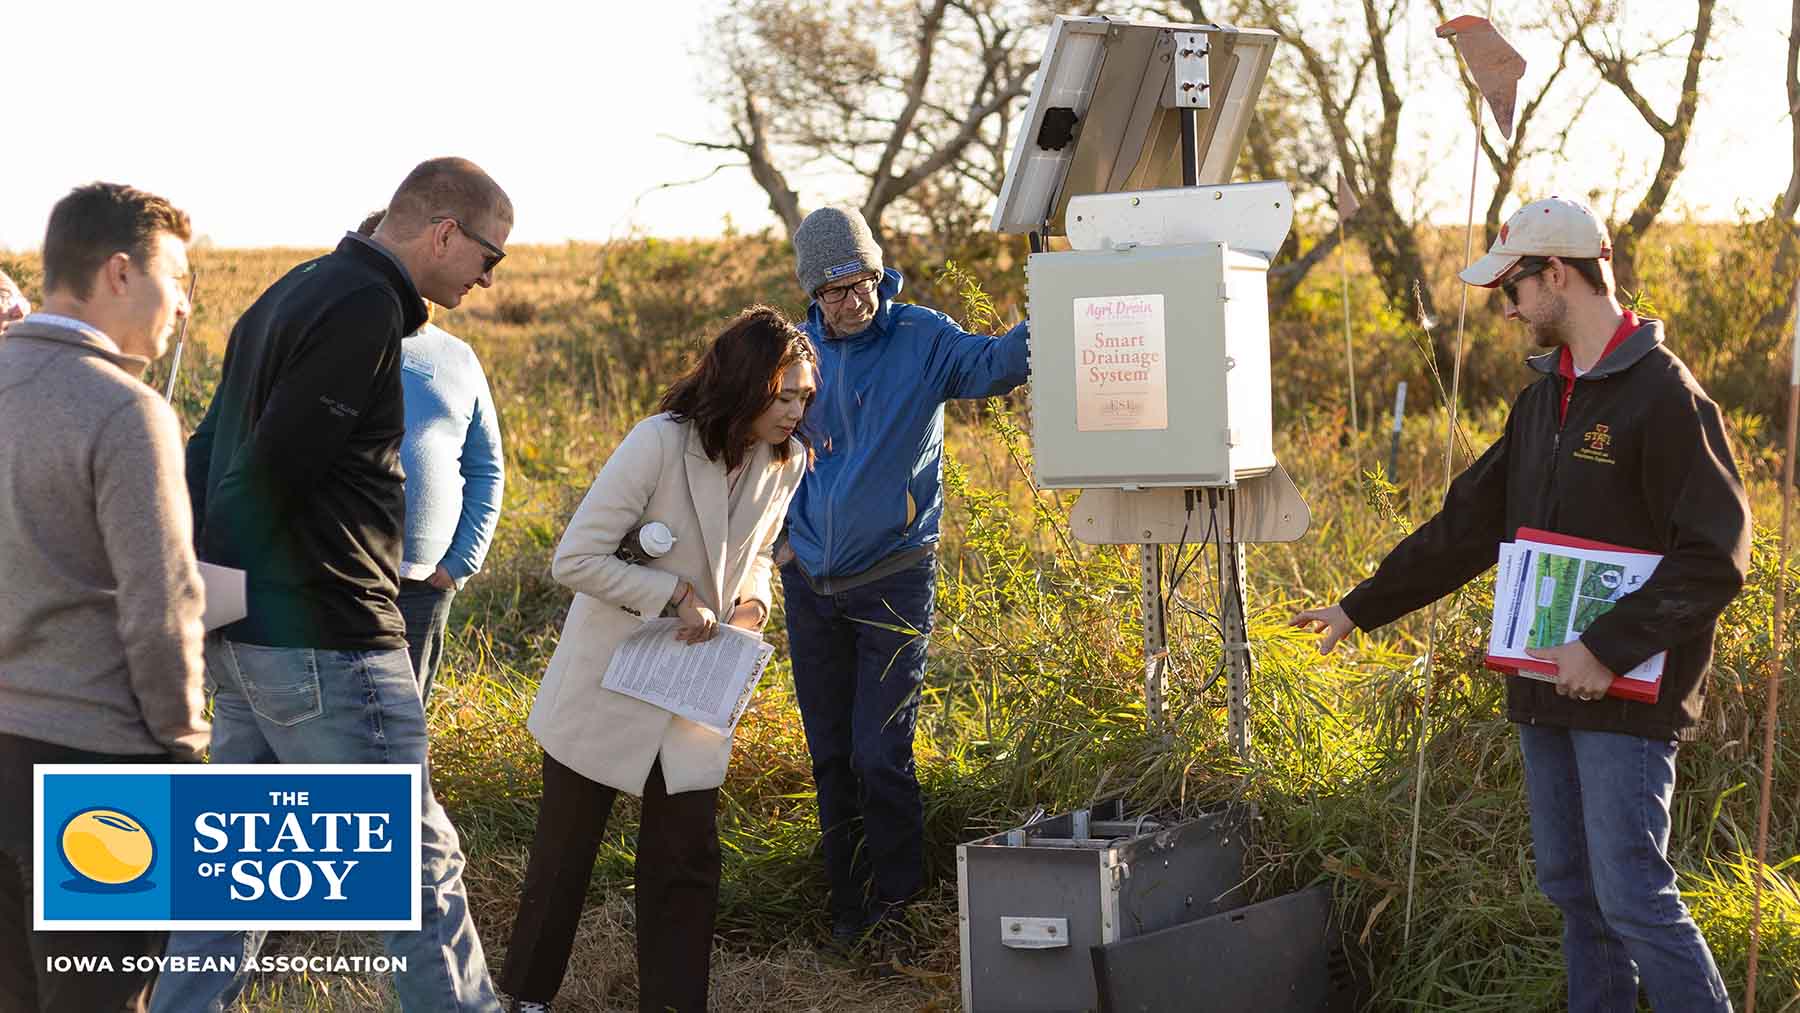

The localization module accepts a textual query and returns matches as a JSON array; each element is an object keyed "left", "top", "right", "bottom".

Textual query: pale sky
[
  {"left": 0, "top": 0, "right": 772, "bottom": 249},
  {"left": 0, "top": 0, "right": 1788, "bottom": 251}
]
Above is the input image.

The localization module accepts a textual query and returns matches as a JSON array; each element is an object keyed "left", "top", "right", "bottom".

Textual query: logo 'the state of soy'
[{"left": 35, "top": 765, "right": 421, "bottom": 931}]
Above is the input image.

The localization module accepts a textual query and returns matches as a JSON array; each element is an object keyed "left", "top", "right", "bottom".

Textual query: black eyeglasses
[
  {"left": 816, "top": 275, "right": 878, "bottom": 306},
  {"left": 429, "top": 216, "right": 506, "bottom": 273},
  {"left": 1499, "top": 258, "right": 1552, "bottom": 305}
]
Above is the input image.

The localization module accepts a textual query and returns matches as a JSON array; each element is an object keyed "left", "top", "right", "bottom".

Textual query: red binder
[{"left": 1482, "top": 527, "right": 1662, "bottom": 704}]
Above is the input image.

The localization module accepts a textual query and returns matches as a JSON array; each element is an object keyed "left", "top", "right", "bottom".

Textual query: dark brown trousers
[{"left": 499, "top": 751, "right": 720, "bottom": 1013}]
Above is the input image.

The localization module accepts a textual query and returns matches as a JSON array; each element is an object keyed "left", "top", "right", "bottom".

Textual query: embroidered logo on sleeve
[
  {"left": 1574, "top": 423, "right": 1616, "bottom": 464},
  {"left": 318, "top": 395, "right": 361, "bottom": 419}
]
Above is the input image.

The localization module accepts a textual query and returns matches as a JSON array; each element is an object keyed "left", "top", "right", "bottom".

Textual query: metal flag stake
[
  {"left": 162, "top": 269, "right": 200, "bottom": 403},
  {"left": 1745, "top": 278, "right": 1799, "bottom": 1013},
  {"left": 1398, "top": 13, "right": 1526, "bottom": 953}
]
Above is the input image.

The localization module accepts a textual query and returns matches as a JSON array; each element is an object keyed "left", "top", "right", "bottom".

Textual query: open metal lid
[{"left": 992, "top": 17, "right": 1279, "bottom": 236}]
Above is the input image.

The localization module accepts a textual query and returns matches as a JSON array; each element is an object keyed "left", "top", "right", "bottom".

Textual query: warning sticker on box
[{"left": 1073, "top": 294, "right": 1168, "bottom": 431}]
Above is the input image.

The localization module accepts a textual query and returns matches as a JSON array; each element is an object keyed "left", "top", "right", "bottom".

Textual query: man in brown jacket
[
  {"left": 0, "top": 183, "right": 207, "bottom": 1013},
  {"left": 1292, "top": 197, "right": 1744, "bottom": 1011}
]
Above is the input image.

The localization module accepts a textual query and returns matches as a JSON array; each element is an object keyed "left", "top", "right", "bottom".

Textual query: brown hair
[
  {"left": 1562, "top": 257, "right": 1611, "bottom": 297},
  {"left": 1518, "top": 255, "right": 1611, "bottom": 297},
  {"left": 658, "top": 305, "right": 817, "bottom": 472},
  {"left": 42, "top": 183, "right": 192, "bottom": 299},
  {"left": 384, "top": 157, "right": 513, "bottom": 239}
]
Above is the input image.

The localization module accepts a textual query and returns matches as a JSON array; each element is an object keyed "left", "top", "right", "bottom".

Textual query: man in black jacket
[
  {"left": 1292, "top": 196, "right": 1747, "bottom": 1013},
  {"left": 154, "top": 158, "right": 513, "bottom": 1013}
]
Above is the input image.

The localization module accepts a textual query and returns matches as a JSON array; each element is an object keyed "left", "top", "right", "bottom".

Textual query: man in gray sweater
[{"left": 0, "top": 183, "right": 207, "bottom": 1012}]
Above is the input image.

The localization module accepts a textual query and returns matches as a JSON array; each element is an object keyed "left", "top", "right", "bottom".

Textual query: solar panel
[{"left": 992, "top": 17, "right": 1279, "bottom": 236}]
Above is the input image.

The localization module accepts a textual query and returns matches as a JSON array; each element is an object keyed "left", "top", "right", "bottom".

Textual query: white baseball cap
[{"left": 1459, "top": 196, "right": 1612, "bottom": 287}]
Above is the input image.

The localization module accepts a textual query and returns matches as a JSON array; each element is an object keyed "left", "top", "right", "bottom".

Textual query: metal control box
[
  {"left": 957, "top": 802, "right": 1250, "bottom": 1013},
  {"left": 1025, "top": 241, "right": 1276, "bottom": 489}
]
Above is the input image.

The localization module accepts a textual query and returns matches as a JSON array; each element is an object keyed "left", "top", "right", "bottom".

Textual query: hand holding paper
[
  {"left": 1486, "top": 527, "right": 1663, "bottom": 703},
  {"left": 602, "top": 618, "right": 775, "bottom": 734},
  {"left": 1525, "top": 640, "right": 1616, "bottom": 701}
]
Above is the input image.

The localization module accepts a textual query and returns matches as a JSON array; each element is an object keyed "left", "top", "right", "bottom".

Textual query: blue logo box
[{"left": 34, "top": 764, "right": 420, "bottom": 931}]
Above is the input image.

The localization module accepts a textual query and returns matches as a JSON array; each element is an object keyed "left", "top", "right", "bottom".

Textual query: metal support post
[
  {"left": 1140, "top": 545, "right": 1169, "bottom": 735},
  {"left": 1179, "top": 107, "right": 1200, "bottom": 186},
  {"left": 1219, "top": 491, "right": 1251, "bottom": 758}
]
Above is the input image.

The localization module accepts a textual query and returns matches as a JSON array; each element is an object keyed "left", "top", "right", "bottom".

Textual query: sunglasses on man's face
[
  {"left": 429, "top": 216, "right": 506, "bottom": 274},
  {"left": 1499, "top": 259, "right": 1552, "bottom": 305}
]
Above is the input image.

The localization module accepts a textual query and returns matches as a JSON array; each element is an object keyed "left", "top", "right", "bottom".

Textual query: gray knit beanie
[{"left": 793, "top": 206, "right": 884, "bottom": 297}]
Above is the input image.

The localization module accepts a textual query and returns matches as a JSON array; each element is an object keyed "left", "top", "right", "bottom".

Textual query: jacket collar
[
  {"left": 333, "top": 236, "right": 429, "bottom": 336},
  {"left": 807, "top": 267, "right": 905, "bottom": 342},
  {"left": 679, "top": 421, "right": 779, "bottom": 608},
  {"left": 1, "top": 316, "right": 149, "bottom": 374},
  {"left": 1526, "top": 313, "right": 1663, "bottom": 379}
]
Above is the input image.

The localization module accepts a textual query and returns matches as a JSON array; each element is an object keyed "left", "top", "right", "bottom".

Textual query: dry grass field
[{"left": 2, "top": 226, "right": 1795, "bottom": 1011}]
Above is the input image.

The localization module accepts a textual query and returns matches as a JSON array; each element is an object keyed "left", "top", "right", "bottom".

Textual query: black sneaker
[
  {"left": 862, "top": 903, "right": 920, "bottom": 973},
  {"left": 828, "top": 907, "right": 873, "bottom": 952}
]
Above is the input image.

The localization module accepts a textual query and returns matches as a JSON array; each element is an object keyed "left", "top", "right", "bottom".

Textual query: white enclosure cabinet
[{"left": 1024, "top": 241, "right": 1275, "bottom": 489}]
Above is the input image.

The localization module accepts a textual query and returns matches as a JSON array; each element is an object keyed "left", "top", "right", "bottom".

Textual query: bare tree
[
  {"left": 1783, "top": 0, "right": 1800, "bottom": 220},
  {"left": 1155, "top": 0, "right": 1340, "bottom": 310},
  {"left": 1567, "top": 0, "right": 1716, "bottom": 294},
  {"left": 690, "top": 0, "right": 1073, "bottom": 239},
  {"left": 1248, "top": 0, "right": 1438, "bottom": 323},
  {"left": 1429, "top": 1, "right": 1598, "bottom": 247},
  {"left": 1741, "top": 0, "right": 1800, "bottom": 340}
]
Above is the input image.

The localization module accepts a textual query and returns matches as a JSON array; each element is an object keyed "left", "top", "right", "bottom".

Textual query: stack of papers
[
  {"left": 199, "top": 563, "right": 247, "bottom": 631},
  {"left": 601, "top": 619, "right": 776, "bottom": 735},
  {"left": 1486, "top": 527, "right": 1663, "bottom": 703}
]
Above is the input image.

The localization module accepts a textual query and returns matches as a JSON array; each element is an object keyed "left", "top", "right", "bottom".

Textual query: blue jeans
[
  {"left": 782, "top": 556, "right": 935, "bottom": 921},
  {"left": 1517, "top": 724, "right": 1731, "bottom": 1012},
  {"left": 150, "top": 636, "right": 499, "bottom": 1013},
  {"left": 396, "top": 580, "right": 456, "bottom": 706}
]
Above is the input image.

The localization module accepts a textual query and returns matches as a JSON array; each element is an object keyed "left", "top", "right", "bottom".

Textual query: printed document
[
  {"left": 601, "top": 619, "right": 775, "bottom": 734},
  {"left": 1486, "top": 530, "right": 1665, "bottom": 694},
  {"left": 199, "top": 563, "right": 248, "bottom": 631}
]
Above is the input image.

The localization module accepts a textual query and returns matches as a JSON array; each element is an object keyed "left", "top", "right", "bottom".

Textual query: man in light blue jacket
[
  {"left": 396, "top": 317, "right": 503, "bottom": 703},
  {"left": 357, "top": 210, "right": 505, "bottom": 705},
  {"left": 779, "top": 206, "right": 1029, "bottom": 948}
]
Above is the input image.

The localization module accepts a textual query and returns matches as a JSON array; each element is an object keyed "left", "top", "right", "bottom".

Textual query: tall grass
[{"left": 3, "top": 222, "right": 1794, "bottom": 1010}]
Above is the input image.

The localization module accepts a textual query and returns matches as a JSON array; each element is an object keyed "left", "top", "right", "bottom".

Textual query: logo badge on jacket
[{"left": 1574, "top": 423, "right": 1616, "bottom": 465}]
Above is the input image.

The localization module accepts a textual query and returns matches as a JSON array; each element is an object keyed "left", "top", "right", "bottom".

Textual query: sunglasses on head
[{"left": 1500, "top": 258, "right": 1552, "bottom": 304}]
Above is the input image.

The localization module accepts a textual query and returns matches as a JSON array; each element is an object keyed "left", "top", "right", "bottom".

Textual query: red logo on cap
[{"left": 1499, "top": 224, "right": 1510, "bottom": 244}]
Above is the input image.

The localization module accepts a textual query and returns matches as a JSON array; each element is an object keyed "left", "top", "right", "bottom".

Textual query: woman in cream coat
[{"left": 500, "top": 306, "right": 816, "bottom": 1013}]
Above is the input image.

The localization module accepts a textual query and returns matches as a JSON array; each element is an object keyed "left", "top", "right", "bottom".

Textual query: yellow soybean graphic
[{"left": 61, "top": 809, "right": 154, "bottom": 884}]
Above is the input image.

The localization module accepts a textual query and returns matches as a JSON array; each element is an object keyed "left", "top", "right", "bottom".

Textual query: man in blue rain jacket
[{"left": 779, "top": 206, "right": 1030, "bottom": 948}]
